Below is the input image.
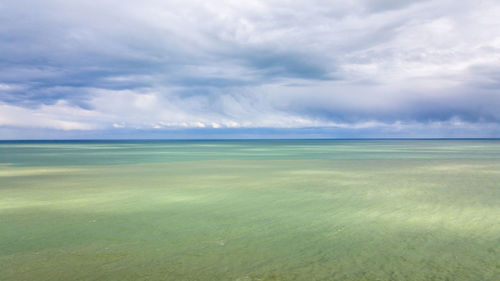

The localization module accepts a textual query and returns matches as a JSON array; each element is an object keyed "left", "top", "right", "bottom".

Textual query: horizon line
[{"left": 1, "top": 138, "right": 500, "bottom": 142}]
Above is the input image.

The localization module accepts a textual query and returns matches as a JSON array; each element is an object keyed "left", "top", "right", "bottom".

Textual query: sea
[{"left": 1, "top": 139, "right": 499, "bottom": 280}]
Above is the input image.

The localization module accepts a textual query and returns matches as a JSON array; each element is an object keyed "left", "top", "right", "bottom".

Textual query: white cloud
[{"left": 0, "top": 102, "right": 98, "bottom": 130}]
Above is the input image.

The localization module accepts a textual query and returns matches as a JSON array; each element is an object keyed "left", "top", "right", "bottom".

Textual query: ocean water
[{"left": 1, "top": 140, "right": 499, "bottom": 280}]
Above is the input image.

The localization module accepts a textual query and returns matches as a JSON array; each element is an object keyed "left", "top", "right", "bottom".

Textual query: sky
[{"left": 1, "top": 0, "right": 500, "bottom": 139}]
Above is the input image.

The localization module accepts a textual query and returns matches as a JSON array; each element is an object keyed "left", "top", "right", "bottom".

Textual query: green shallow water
[{"left": 1, "top": 140, "right": 499, "bottom": 280}]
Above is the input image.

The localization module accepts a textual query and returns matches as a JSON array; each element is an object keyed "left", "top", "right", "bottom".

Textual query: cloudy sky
[{"left": 1, "top": 0, "right": 500, "bottom": 139}]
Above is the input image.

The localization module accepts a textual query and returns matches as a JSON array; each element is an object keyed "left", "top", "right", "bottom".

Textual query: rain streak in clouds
[{"left": 1, "top": 0, "right": 500, "bottom": 138}]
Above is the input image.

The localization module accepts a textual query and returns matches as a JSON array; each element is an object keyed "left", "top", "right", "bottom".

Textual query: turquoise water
[
  {"left": 3, "top": 140, "right": 500, "bottom": 166},
  {"left": 1, "top": 140, "right": 499, "bottom": 280}
]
